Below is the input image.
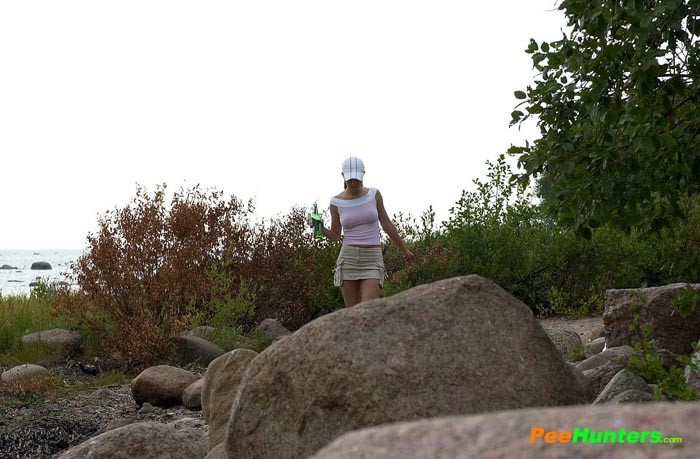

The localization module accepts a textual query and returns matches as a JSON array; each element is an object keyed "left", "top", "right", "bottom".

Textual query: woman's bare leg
[
  {"left": 359, "top": 279, "right": 381, "bottom": 303},
  {"left": 341, "top": 280, "right": 362, "bottom": 307}
]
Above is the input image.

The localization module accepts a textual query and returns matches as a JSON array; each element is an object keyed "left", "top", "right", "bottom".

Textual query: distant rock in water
[
  {"left": 1, "top": 264, "right": 18, "bottom": 270},
  {"left": 31, "top": 261, "right": 52, "bottom": 270}
]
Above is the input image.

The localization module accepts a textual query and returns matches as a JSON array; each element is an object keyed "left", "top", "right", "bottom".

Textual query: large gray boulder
[
  {"left": 58, "top": 421, "right": 206, "bottom": 459},
  {"left": 1, "top": 364, "right": 50, "bottom": 386},
  {"left": 130, "top": 365, "right": 197, "bottom": 407},
  {"left": 604, "top": 283, "right": 700, "bottom": 355},
  {"left": 202, "top": 349, "right": 257, "bottom": 450},
  {"left": 175, "top": 335, "right": 225, "bottom": 367},
  {"left": 582, "top": 361, "right": 625, "bottom": 398},
  {"left": 21, "top": 328, "right": 82, "bottom": 358},
  {"left": 225, "top": 275, "right": 590, "bottom": 459},
  {"left": 541, "top": 326, "right": 585, "bottom": 362},
  {"left": 312, "top": 402, "right": 700, "bottom": 458},
  {"left": 592, "top": 369, "right": 652, "bottom": 404},
  {"left": 204, "top": 443, "right": 226, "bottom": 459},
  {"left": 609, "top": 390, "right": 655, "bottom": 404}
]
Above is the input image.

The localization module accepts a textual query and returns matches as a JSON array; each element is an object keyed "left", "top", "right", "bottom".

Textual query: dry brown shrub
[
  {"left": 52, "top": 185, "right": 254, "bottom": 367},
  {"left": 51, "top": 185, "right": 344, "bottom": 368}
]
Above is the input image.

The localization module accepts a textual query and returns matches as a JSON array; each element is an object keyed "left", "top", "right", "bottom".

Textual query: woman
[{"left": 319, "top": 156, "right": 415, "bottom": 307}]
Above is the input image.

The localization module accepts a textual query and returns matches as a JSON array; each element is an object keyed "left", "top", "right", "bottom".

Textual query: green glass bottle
[{"left": 312, "top": 202, "right": 323, "bottom": 240}]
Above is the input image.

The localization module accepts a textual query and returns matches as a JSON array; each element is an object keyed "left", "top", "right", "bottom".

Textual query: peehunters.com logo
[{"left": 530, "top": 427, "right": 683, "bottom": 444}]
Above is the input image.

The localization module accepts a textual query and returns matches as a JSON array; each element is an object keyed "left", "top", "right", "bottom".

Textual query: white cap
[{"left": 342, "top": 156, "right": 365, "bottom": 181}]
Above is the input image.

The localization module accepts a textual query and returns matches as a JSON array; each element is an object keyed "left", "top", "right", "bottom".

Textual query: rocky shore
[
  {"left": 2, "top": 276, "right": 700, "bottom": 458},
  {"left": 0, "top": 367, "right": 206, "bottom": 459}
]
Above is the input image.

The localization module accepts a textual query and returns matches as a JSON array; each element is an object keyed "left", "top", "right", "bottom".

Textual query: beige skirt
[{"left": 333, "top": 245, "right": 386, "bottom": 288}]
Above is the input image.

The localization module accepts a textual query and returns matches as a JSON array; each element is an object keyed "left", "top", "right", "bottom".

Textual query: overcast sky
[{"left": 1, "top": 1, "right": 565, "bottom": 250}]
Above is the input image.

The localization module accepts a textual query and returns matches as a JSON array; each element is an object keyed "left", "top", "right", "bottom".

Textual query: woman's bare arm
[
  {"left": 376, "top": 190, "right": 415, "bottom": 264},
  {"left": 321, "top": 204, "right": 342, "bottom": 242}
]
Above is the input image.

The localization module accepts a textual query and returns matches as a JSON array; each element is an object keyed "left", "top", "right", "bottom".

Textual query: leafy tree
[{"left": 509, "top": 0, "right": 700, "bottom": 236}]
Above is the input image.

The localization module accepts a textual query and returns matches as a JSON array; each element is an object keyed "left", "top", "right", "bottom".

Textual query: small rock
[
  {"left": 575, "top": 345, "right": 636, "bottom": 371},
  {"left": 182, "top": 379, "right": 204, "bottom": 410},
  {"left": 1, "top": 364, "right": 50, "bottom": 386},
  {"left": 30, "top": 261, "right": 52, "bottom": 270},
  {"left": 175, "top": 335, "right": 225, "bottom": 367},
  {"left": 131, "top": 366, "right": 197, "bottom": 407},
  {"left": 584, "top": 337, "right": 605, "bottom": 357},
  {"left": 255, "top": 318, "right": 292, "bottom": 341},
  {"left": 139, "top": 402, "right": 156, "bottom": 414},
  {"left": 0, "top": 264, "right": 18, "bottom": 270}
]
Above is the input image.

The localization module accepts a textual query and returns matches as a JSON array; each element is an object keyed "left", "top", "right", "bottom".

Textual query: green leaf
[{"left": 514, "top": 90, "right": 527, "bottom": 100}]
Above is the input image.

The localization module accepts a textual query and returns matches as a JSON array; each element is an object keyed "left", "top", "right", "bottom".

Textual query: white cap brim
[{"left": 344, "top": 171, "right": 364, "bottom": 181}]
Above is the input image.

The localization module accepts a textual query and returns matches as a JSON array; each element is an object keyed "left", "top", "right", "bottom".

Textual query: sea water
[{"left": 0, "top": 249, "right": 84, "bottom": 297}]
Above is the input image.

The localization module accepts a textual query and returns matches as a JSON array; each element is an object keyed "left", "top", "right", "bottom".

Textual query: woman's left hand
[{"left": 402, "top": 248, "right": 416, "bottom": 265}]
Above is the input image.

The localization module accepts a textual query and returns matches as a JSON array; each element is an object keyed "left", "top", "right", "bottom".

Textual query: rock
[
  {"left": 588, "top": 324, "right": 605, "bottom": 341},
  {"left": 584, "top": 337, "right": 606, "bottom": 357},
  {"left": 312, "top": 402, "right": 700, "bottom": 459},
  {"left": 219, "top": 334, "right": 255, "bottom": 350},
  {"left": 204, "top": 443, "right": 226, "bottom": 459},
  {"left": 131, "top": 365, "right": 197, "bottom": 407},
  {"left": 57, "top": 421, "right": 206, "bottom": 459},
  {"left": 225, "top": 276, "right": 590, "bottom": 459},
  {"left": 182, "top": 379, "right": 204, "bottom": 409},
  {"left": 582, "top": 361, "right": 625, "bottom": 398},
  {"left": 202, "top": 349, "right": 257, "bottom": 450},
  {"left": 256, "top": 318, "right": 292, "bottom": 341},
  {"left": 569, "top": 364, "right": 595, "bottom": 403},
  {"left": 575, "top": 345, "right": 636, "bottom": 371},
  {"left": 685, "top": 350, "right": 700, "bottom": 394},
  {"left": 609, "top": 389, "right": 655, "bottom": 404},
  {"left": 1, "top": 364, "right": 50, "bottom": 386},
  {"left": 167, "top": 417, "right": 207, "bottom": 430},
  {"left": 0, "top": 264, "right": 17, "bottom": 270},
  {"left": 139, "top": 402, "right": 157, "bottom": 414},
  {"left": 604, "top": 283, "right": 700, "bottom": 355},
  {"left": 175, "top": 335, "right": 225, "bottom": 367},
  {"left": 21, "top": 328, "right": 82, "bottom": 358},
  {"left": 183, "top": 325, "right": 217, "bottom": 340},
  {"left": 541, "top": 326, "right": 585, "bottom": 362},
  {"left": 30, "top": 261, "right": 52, "bottom": 270},
  {"left": 98, "top": 417, "right": 134, "bottom": 434},
  {"left": 593, "top": 369, "right": 652, "bottom": 404}
]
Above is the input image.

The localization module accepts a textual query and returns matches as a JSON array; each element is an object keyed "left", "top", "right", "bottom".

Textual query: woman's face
[{"left": 344, "top": 177, "right": 363, "bottom": 188}]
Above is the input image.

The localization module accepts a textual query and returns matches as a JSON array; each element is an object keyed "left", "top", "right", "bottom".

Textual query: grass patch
[{"left": 0, "top": 293, "right": 70, "bottom": 366}]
